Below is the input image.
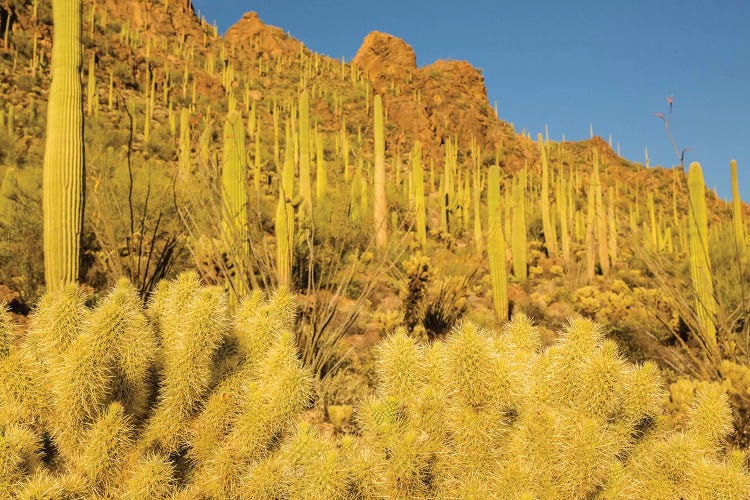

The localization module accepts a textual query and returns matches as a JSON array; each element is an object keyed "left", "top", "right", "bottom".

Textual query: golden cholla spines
[
  {"left": 2, "top": 278, "right": 749, "bottom": 497},
  {"left": 0, "top": 275, "right": 313, "bottom": 497},
  {"left": 354, "top": 316, "right": 750, "bottom": 498}
]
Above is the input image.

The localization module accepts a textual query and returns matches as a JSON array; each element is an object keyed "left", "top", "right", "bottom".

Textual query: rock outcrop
[
  {"left": 225, "top": 12, "right": 303, "bottom": 59},
  {"left": 352, "top": 31, "right": 417, "bottom": 79}
]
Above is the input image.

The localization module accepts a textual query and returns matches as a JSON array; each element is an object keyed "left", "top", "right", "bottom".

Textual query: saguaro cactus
[
  {"left": 687, "top": 162, "right": 717, "bottom": 351},
  {"left": 511, "top": 171, "right": 527, "bottom": 280},
  {"left": 373, "top": 94, "right": 387, "bottom": 250},
  {"left": 298, "top": 89, "right": 312, "bottom": 221},
  {"left": 730, "top": 159, "right": 745, "bottom": 258},
  {"left": 487, "top": 165, "right": 508, "bottom": 321},
  {"left": 222, "top": 110, "right": 253, "bottom": 297},
  {"left": 276, "top": 121, "right": 295, "bottom": 288},
  {"left": 412, "top": 141, "right": 426, "bottom": 247},
  {"left": 538, "top": 134, "right": 556, "bottom": 257},
  {"left": 43, "top": 0, "right": 84, "bottom": 291}
]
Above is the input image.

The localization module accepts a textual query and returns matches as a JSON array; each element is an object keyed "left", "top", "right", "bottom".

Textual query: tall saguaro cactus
[
  {"left": 222, "top": 111, "right": 254, "bottom": 298},
  {"left": 687, "top": 162, "right": 717, "bottom": 351},
  {"left": 43, "top": 0, "right": 84, "bottom": 291},
  {"left": 730, "top": 159, "right": 745, "bottom": 259},
  {"left": 487, "top": 165, "right": 508, "bottom": 321},
  {"left": 298, "top": 89, "right": 312, "bottom": 221},
  {"left": 412, "top": 141, "right": 426, "bottom": 247},
  {"left": 538, "top": 134, "right": 556, "bottom": 257},
  {"left": 374, "top": 94, "right": 387, "bottom": 250}
]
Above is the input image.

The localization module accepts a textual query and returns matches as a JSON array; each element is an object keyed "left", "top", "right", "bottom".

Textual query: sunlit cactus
[
  {"left": 43, "top": 0, "right": 85, "bottom": 291},
  {"left": 487, "top": 164, "right": 508, "bottom": 320},
  {"left": 73, "top": 402, "right": 132, "bottom": 493},
  {"left": 373, "top": 94, "right": 387, "bottom": 250},
  {"left": 276, "top": 121, "right": 295, "bottom": 288},
  {"left": 412, "top": 141, "right": 427, "bottom": 247},
  {"left": 221, "top": 109, "right": 251, "bottom": 301},
  {"left": 512, "top": 170, "right": 527, "bottom": 280},
  {"left": 538, "top": 134, "right": 556, "bottom": 256},
  {"left": 730, "top": 159, "right": 745, "bottom": 258},
  {"left": 298, "top": 89, "right": 313, "bottom": 220},
  {"left": 120, "top": 453, "right": 175, "bottom": 499},
  {"left": 687, "top": 162, "right": 718, "bottom": 350}
]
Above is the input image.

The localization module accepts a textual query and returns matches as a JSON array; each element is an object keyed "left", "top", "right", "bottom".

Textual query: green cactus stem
[
  {"left": 512, "top": 170, "right": 527, "bottom": 280},
  {"left": 539, "top": 134, "right": 556, "bottom": 257},
  {"left": 374, "top": 94, "right": 387, "bottom": 250},
  {"left": 412, "top": 141, "right": 426, "bottom": 247},
  {"left": 43, "top": 0, "right": 85, "bottom": 291},
  {"left": 488, "top": 165, "right": 508, "bottom": 321},
  {"left": 687, "top": 162, "right": 718, "bottom": 351},
  {"left": 730, "top": 159, "right": 745, "bottom": 259},
  {"left": 298, "top": 89, "right": 312, "bottom": 221}
]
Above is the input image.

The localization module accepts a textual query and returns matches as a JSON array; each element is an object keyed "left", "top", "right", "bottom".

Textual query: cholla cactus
[
  {"left": 356, "top": 316, "right": 750, "bottom": 498},
  {"left": 0, "top": 276, "right": 313, "bottom": 497},
  {"left": 2, "top": 279, "right": 748, "bottom": 497}
]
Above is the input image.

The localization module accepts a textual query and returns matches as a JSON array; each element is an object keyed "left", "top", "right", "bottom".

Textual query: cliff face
[
  {"left": 225, "top": 12, "right": 304, "bottom": 59},
  {"left": 351, "top": 30, "right": 531, "bottom": 170}
]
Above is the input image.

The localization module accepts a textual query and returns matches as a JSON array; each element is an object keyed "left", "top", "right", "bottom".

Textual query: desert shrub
[{"left": 396, "top": 252, "right": 469, "bottom": 339}]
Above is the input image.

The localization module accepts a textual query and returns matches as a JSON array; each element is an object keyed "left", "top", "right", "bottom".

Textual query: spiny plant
[
  {"left": 43, "top": 0, "right": 84, "bottom": 290},
  {"left": 3, "top": 279, "right": 750, "bottom": 497},
  {"left": 351, "top": 316, "right": 750, "bottom": 498},
  {"left": 0, "top": 275, "right": 313, "bottom": 497}
]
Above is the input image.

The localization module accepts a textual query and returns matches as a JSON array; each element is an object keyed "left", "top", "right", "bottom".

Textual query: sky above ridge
[{"left": 192, "top": 0, "right": 750, "bottom": 201}]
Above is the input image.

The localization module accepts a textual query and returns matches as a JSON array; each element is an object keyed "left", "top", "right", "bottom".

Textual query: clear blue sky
[{"left": 192, "top": 0, "right": 750, "bottom": 201}]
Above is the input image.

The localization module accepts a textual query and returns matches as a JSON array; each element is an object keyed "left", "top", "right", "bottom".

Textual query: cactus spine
[
  {"left": 730, "top": 159, "right": 745, "bottom": 258},
  {"left": 43, "top": 0, "right": 84, "bottom": 291},
  {"left": 487, "top": 165, "right": 508, "bottom": 321},
  {"left": 687, "top": 162, "right": 717, "bottom": 350},
  {"left": 373, "top": 94, "right": 387, "bottom": 250}
]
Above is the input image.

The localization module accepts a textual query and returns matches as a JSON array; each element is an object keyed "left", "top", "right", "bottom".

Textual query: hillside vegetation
[{"left": 1, "top": 0, "right": 750, "bottom": 496}]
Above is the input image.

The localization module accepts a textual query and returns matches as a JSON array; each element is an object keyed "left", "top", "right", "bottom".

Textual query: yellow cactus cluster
[
  {"left": 1, "top": 278, "right": 749, "bottom": 498},
  {"left": 0, "top": 275, "right": 312, "bottom": 498},
  {"left": 574, "top": 278, "right": 680, "bottom": 339}
]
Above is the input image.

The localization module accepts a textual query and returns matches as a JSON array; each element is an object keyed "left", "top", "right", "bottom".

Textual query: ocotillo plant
[
  {"left": 687, "top": 162, "right": 718, "bottom": 352},
  {"left": 373, "top": 94, "right": 387, "bottom": 250},
  {"left": 43, "top": 0, "right": 84, "bottom": 291},
  {"left": 487, "top": 165, "right": 508, "bottom": 321}
]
